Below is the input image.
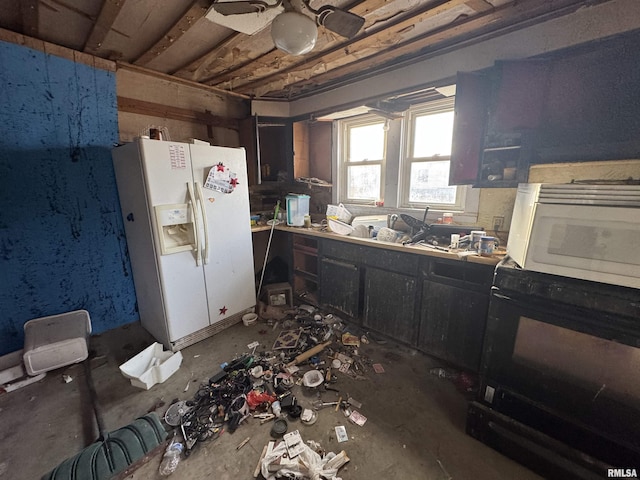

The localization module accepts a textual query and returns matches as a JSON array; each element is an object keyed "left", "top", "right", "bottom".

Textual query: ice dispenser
[
  {"left": 154, "top": 204, "right": 196, "bottom": 254},
  {"left": 286, "top": 194, "right": 310, "bottom": 226}
]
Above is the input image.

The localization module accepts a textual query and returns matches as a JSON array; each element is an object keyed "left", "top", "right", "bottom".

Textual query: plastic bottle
[
  {"left": 430, "top": 367, "right": 449, "bottom": 379},
  {"left": 159, "top": 441, "right": 183, "bottom": 476}
]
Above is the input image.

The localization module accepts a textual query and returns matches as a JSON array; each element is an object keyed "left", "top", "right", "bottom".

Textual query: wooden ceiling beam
[
  {"left": 174, "top": 0, "right": 389, "bottom": 84},
  {"left": 464, "top": 0, "right": 494, "bottom": 13},
  {"left": 169, "top": 31, "right": 249, "bottom": 81},
  {"left": 83, "top": 0, "right": 127, "bottom": 55},
  {"left": 213, "top": 0, "right": 470, "bottom": 92},
  {"left": 117, "top": 61, "right": 251, "bottom": 99},
  {"left": 237, "top": 0, "right": 592, "bottom": 98},
  {"left": 132, "top": 0, "right": 209, "bottom": 66},
  {"left": 117, "top": 96, "right": 241, "bottom": 129},
  {"left": 20, "top": 0, "right": 39, "bottom": 38}
]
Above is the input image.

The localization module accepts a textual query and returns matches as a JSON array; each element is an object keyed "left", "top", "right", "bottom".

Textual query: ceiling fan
[{"left": 208, "top": 0, "right": 365, "bottom": 55}]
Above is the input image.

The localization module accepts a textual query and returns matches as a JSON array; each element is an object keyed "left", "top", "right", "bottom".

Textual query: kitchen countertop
[{"left": 251, "top": 224, "right": 504, "bottom": 266}]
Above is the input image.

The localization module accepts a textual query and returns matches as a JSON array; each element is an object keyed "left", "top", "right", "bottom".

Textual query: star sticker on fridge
[
  {"left": 219, "top": 306, "right": 228, "bottom": 315},
  {"left": 216, "top": 162, "right": 225, "bottom": 172}
]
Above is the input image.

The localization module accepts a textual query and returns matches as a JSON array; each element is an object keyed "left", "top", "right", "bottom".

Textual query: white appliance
[
  {"left": 112, "top": 138, "right": 255, "bottom": 350},
  {"left": 507, "top": 183, "right": 640, "bottom": 289}
]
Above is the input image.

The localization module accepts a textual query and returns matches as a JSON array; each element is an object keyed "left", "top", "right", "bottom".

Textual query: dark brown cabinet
[
  {"left": 315, "top": 236, "right": 493, "bottom": 371},
  {"left": 419, "top": 282, "right": 489, "bottom": 371},
  {"left": 418, "top": 258, "right": 493, "bottom": 371},
  {"left": 319, "top": 257, "right": 360, "bottom": 319},
  {"left": 239, "top": 115, "right": 293, "bottom": 186},
  {"left": 450, "top": 61, "right": 546, "bottom": 188},
  {"left": 450, "top": 31, "right": 640, "bottom": 187},
  {"left": 363, "top": 267, "right": 419, "bottom": 346},
  {"left": 291, "top": 234, "right": 319, "bottom": 305}
]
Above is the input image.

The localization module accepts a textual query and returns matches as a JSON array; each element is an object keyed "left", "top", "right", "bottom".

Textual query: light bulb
[{"left": 271, "top": 11, "right": 318, "bottom": 56}]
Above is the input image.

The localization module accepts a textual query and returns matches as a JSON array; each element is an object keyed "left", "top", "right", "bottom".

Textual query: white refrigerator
[{"left": 112, "top": 138, "right": 255, "bottom": 350}]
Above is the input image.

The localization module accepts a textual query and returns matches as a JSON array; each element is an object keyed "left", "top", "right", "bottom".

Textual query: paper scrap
[
  {"left": 372, "top": 363, "right": 385, "bottom": 374},
  {"left": 341, "top": 332, "right": 360, "bottom": 347},
  {"left": 335, "top": 425, "right": 348, "bottom": 443},
  {"left": 349, "top": 410, "right": 367, "bottom": 426}
]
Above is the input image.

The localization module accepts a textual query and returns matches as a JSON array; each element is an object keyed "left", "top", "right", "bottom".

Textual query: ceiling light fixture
[{"left": 271, "top": 11, "right": 318, "bottom": 55}]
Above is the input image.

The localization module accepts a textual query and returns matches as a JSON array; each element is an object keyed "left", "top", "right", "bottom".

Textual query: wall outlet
[{"left": 492, "top": 216, "right": 504, "bottom": 230}]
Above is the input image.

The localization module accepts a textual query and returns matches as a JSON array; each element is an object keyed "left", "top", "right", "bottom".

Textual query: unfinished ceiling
[{"left": 0, "top": 0, "right": 612, "bottom": 101}]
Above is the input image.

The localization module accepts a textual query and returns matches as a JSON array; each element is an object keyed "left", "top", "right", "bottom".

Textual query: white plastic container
[
  {"left": 327, "top": 218, "right": 354, "bottom": 235},
  {"left": 351, "top": 215, "right": 387, "bottom": 229},
  {"left": 23, "top": 310, "right": 92, "bottom": 376},
  {"left": 286, "top": 194, "right": 310, "bottom": 226},
  {"left": 325, "top": 203, "right": 352, "bottom": 224},
  {"left": 119, "top": 342, "right": 183, "bottom": 390}
]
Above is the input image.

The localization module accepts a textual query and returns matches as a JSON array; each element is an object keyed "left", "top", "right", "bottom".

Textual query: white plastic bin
[
  {"left": 286, "top": 194, "right": 310, "bottom": 226},
  {"left": 119, "top": 342, "right": 183, "bottom": 390},
  {"left": 23, "top": 310, "right": 91, "bottom": 376}
]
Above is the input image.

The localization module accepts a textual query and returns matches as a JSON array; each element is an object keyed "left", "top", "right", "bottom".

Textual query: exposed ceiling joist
[
  {"left": 133, "top": 0, "right": 209, "bottom": 66},
  {"left": 83, "top": 0, "right": 126, "bottom": 55},
  {"left": 238, "top": 0, "right": 593, "bottom": 98},
  {"left": 20, "top": 0, "right": 39, "bottom": 38},
  {"left": 215, "top": 0, "right": 472, "bottom": 94},
  {"left": 0, "top": 0, "right": 626, "bottom": 102},
  {"left": 177, "top": 0, "right": 388, "bottom": 84}
]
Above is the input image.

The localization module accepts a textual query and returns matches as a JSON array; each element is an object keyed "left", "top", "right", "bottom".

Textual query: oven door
[
  {"left": 524, "top": 203, "right": 640, "bottom": 288},
  {"left": 480, "top": 291, "right": 640, "bottom": 466}
]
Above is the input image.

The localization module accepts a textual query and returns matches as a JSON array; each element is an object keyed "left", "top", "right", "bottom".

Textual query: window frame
[
  {"left": 338, "top": 114, "right": 387, "bottom": 205},
  {"left": 333, "top": 97, "right": 479, "bottom": 222},
  {"left": 399, "top": 97, "right": 465, "bottom": 210}
]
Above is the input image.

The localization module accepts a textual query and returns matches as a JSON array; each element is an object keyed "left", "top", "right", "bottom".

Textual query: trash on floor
[
  {"left": 154, "top": 303, "right": 379, "bottom": 465},
  {"left": 334, "top": 425, "right": 349, "bottom": 443},
  {"left": 260, "top": 434, "right": 349, "bottom": 480},
  {"left": 119, "top": 342, "right": 183, "bottom": 390}
]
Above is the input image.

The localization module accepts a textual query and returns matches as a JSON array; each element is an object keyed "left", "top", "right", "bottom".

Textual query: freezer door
[
  {"left": 189, "top": 144, "right": 256, "bottom": 324},
  {"left": 138, "top": 139, "right": 211, "bottom": 342}
]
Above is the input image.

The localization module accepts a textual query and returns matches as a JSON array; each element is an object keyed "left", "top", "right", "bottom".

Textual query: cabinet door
[
  {"left": 419, "top": 281, "right": 489, "bottom": 371},
  {"left": 363, "top": 267, "right": 418, "bottom": 346},
  {"left": 319, "top": 257, "right": 360, "bottom": 319},
  {"left": 449, "top": 71, "right": 491, "bottom": 185}
]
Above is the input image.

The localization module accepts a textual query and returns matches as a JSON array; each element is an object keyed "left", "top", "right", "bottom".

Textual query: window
[
  {"left": 336, "top": 97, "right": 466, "bottom": 212},
  {"left": 402, "top": 100, "right": 462, "bottom": 208},
  {"left": 340, "top": 117, "right": 386, "bottom": 203}
]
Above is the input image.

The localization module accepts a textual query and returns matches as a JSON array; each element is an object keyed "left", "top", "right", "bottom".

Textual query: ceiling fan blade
[
  {"left": 317, "top": 7, "right": 365, "bottom": 39},
  {"left": 211, "top": 1, "right": 267, "bottom": 15}
]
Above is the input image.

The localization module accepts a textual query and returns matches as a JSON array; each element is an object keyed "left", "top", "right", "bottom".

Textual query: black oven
[{"left": 467, "top": 260, "right": 640, "bottom": 479}]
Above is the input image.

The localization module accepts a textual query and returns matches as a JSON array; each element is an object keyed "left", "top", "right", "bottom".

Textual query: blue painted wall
[{"left": 0, "top": 41, "right": 138, "bottom": 355}]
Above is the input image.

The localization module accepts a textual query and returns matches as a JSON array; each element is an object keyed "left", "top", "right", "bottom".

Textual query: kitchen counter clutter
[
  {"left": 253, "top": 223, "right": 500, "bottom": 372},
  {"left": 252, "top": 223, "right": 504, "bottom": 266}
]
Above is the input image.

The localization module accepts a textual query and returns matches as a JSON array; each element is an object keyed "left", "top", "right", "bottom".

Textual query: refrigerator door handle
[
  {"left": 195, "top": 182, "right": 210, "bottom": 265},
  {"left": 186, "top": 182, "right": 202, "bottom": 266}
]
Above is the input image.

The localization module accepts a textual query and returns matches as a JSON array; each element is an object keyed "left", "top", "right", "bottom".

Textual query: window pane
[
  {"left": 409, "top": 161, "right": 456, "bottom": 203},
  {"left": 349, "top": 123, "right": 385, "bottom": 162},
  {"left": 413, "top": 111, "right": 454, "bottom": 157},
  {"left": 347, "top": 164, "right": 380, "bottom": 200}
]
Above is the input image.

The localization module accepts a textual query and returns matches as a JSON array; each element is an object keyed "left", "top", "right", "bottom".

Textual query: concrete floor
[{"left": 0, "top": 318, "right": 542, "bottom": 480}]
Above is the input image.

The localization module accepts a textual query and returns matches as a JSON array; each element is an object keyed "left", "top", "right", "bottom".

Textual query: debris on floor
[
  {"left": 260, "top": 433, "right": 350, "bottom": 480},
  {"left": 429, "top": 367, "right": 478, "bottom": 395},
  {"left": 155, "top": 303, "right": 377, "bottom": 475}
]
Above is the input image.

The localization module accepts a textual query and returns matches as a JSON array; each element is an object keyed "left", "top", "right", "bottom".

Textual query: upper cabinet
[
  {"left": 239, "top": 116, "right": 293, "bottom": 185},
  {"left": 450, "top": 31, "right": 640, "bottom": 187},
  {"left": 450, "top": 60, "right": 547, "bottom": 187}
]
